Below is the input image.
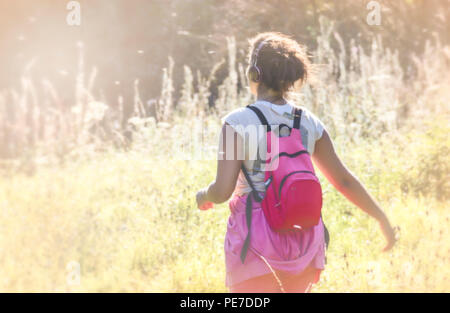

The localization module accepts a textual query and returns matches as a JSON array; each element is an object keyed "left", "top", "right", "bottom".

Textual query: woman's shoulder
[
  {"left": 292, "top": 104, "right": 316, "bottom": 117},
  {"left": 293, "top": 104, "right": 327, "bottom": 140},
  {"left": 293, "top": 105, "right": 323, "bottom": 124},
  {"left": 221, "top": 105, "right": 260, "bottom": 126}
]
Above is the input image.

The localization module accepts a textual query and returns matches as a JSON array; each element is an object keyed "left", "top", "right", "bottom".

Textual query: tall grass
[
  {"left": 0, "top": 20, "right": 448, "bottom": 292},
  {"left": 0, "top": 123, "right": 448, "bottom": 292},
  {"left": 1, "top": 19, "right": 448, "bottom": 164}
]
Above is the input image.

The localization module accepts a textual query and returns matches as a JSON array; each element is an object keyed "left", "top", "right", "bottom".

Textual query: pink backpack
[{"left": 240, "top": 105, "right": 323, "bottom": 263}]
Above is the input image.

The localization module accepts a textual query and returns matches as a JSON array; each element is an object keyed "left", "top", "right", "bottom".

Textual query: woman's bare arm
[
  {"left": 312, "top": 130, "right": 396, "bottom": 251},
  {"left": 199, "top": 123, "right": 243, "bottom": 204}
]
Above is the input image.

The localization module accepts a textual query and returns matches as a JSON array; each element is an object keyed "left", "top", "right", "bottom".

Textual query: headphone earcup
[{"left": 247, "top": 65, "right": 261, "bottom": 82}]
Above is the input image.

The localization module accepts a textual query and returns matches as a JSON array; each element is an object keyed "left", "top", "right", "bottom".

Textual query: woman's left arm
[{"left": 196, "top": 123, "right": 243, "bottom": 208}]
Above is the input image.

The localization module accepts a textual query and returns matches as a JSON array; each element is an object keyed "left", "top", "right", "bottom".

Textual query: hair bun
[{"left": 247, "top": 32, "right": 310, "bottom": 93}]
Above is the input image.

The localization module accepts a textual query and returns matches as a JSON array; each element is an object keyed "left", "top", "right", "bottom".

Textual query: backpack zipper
[{"left": 278, "top": 170, "right": 316, "bottom": 196}]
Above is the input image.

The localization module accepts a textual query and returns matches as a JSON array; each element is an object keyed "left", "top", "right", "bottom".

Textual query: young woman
[{"left": 196, "top": 32, "right": 396, "bottom": 293}]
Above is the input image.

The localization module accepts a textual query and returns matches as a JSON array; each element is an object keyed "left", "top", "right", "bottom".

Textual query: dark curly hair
[{"left": 247, "top": 32, "right": 311, "bottom": 94}]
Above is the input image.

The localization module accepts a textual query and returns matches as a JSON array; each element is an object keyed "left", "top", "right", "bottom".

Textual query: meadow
[{"left": 0, "top": 22, "right": 449, "bottom": 292}]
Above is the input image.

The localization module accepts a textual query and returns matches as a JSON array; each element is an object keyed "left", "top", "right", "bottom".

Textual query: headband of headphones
[{"left": 252, "top": 39, "right": 269, "bottom": 67}]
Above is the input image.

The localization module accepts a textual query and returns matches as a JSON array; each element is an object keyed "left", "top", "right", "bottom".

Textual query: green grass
[{"left": 0, "top": 117, "right": 448, "bottom": 292}]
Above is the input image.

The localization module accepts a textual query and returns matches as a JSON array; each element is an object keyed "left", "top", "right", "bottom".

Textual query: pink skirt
[
  {"left": 225, "top": 193, "right": 326, "bottom": 290},
  {"left": 229, "top": 265, "right": 321, "bottom": 293}
]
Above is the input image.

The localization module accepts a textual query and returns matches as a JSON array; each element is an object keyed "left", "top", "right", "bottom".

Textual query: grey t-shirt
[{"left": 221, "top": 100, "right": 326, "bottom": 196}]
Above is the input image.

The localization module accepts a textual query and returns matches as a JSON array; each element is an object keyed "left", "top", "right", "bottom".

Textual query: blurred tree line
[{"left": 0, "top": 0, "right": 449, "bottom": 110}]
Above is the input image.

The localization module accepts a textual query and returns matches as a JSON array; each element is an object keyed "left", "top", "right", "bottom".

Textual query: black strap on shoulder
[
  {"left": 247, "top": 105, "right": 271, "bottom": 132},
  {"left": 293, "top": 107, "right": 302, "bottom": 130}
]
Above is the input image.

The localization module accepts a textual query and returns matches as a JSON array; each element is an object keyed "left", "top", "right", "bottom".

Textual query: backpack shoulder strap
[
  {"left": 240, "top": 163, "right": 262, "bottom": 264},
  {"left": 293, "top": 107, "right": 302, "bottom": 129},
  {"left": 240, "top": 105, "right": 268, "bottom": 264},
  {"left": 246, "top": 105, "right": 271, "bottom": 132},
  {"left": 241, "top": 164, "right": 262, "bottom": 202},
  {"left": 241, "top": 104, "right": 266, "bottom": 201},
  {"left": 240, "top": 106, "right": 265, "bottom": 263}
]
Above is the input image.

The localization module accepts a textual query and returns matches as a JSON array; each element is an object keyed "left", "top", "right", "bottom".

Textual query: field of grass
[
  {"left": 0, "top": 20, "right": 449, "bottom": 292},
  {"left": 0, "top": 114, "right": 448, "bottom": 292}
]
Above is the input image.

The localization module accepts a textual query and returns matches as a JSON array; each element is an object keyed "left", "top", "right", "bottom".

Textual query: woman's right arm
[{"left": 312, "top": 130, "right": 396, "bottom": 251}]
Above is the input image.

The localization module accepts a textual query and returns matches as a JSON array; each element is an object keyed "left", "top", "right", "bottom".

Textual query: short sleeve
[
  {"left": 303, "top": 108, "right": 326, "bottom": 141},
  {"left": 221, "top": 107, "right": 251, "bottom": 139}
]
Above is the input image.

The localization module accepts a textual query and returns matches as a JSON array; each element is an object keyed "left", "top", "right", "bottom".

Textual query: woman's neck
[{"left": 256, "top": 88, "right": 286, "bottom": 105}]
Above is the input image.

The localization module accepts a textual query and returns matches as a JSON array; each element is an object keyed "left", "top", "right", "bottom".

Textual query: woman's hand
[
  {"left": 379, "top": 216, "right": 396, "bottom": 252},
  {"left": 196, "top": 188, "right": 214, "bottom": 211}
]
